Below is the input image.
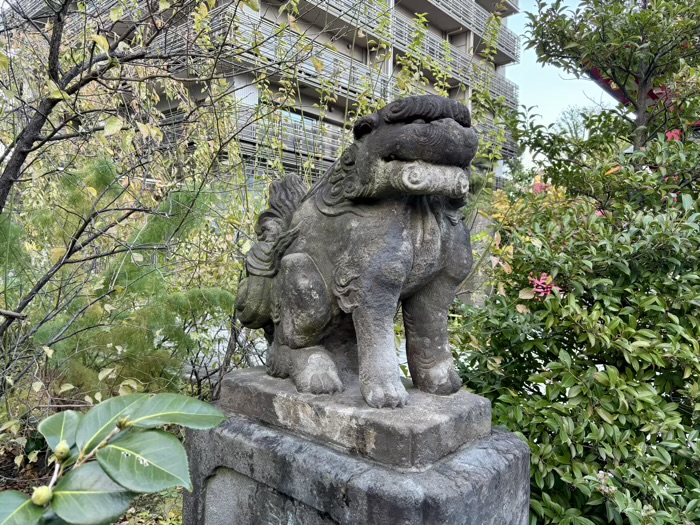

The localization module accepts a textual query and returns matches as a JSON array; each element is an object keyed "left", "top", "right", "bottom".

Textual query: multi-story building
[{"left": 17, "top": 0, "right": 520, "bottom": 179}]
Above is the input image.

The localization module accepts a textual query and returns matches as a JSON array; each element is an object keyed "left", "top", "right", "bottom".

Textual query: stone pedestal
[{"left": 184, "top": 368, "right": 530, "bottom": 525}]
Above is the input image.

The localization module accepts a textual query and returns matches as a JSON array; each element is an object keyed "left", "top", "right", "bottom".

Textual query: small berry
[{"left": 31, "top": 486, "right": 53, "bottom": 506}]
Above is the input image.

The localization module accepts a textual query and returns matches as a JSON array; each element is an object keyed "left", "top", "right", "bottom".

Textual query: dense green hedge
[{"left": 454, "top": 141, "right": 700, "bottom": 525}]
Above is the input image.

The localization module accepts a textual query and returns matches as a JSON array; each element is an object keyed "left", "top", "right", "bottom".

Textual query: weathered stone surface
[
  {"left": 218, "top": 367, "right": 491, "bottom": 468},
  {"left": 204, "top": 468, "right": 337, "bottom": 525},
  {"left": 184, "top": 413, "right": 530, "bottom": 525},
  {"left": 234, "top": 95, "right": 480, "bottom": 408}
]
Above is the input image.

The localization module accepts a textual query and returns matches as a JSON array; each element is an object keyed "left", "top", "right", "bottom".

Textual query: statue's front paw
[
  {"left": 293, "top": 352, "right": 344, "bottom": 395},
  {"left": 413, "top": 359, "right": 462, "bottom": 395},
  {"left": 361, "top": 375, "right": 409, "bottom": 409}
]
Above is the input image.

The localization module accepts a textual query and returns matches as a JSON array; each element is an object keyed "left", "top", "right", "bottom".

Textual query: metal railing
[
  {"left": 392, "top": 11, "right": 472, "bottom": 84},
  {"left": 472, "top": 65, "right": 519, "bottom": 109},
  {"left": 161, "top": 104, "right": 348, "bottom": 161},
  {"left": 150, "top": 9, "right": 396, "bottom": 101},
  {"left": 471, "top": 1, "right": 520, "bottom": 62},
  {"left": 475, "top": 119, "right": 518, "bottom": 158}
]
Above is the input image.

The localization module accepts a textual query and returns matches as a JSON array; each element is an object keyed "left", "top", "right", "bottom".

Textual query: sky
[{"left": 504, "top": 0, "right": 616, "bottom": 127}]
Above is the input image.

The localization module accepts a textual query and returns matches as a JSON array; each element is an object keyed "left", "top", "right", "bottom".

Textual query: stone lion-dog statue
[{"left": 235, "top": 95, "right": 478, "bottom": 408}]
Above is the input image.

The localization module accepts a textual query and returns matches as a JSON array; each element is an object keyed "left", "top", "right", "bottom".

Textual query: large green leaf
[
  {"left": 96, "top": 430, "right": 192, "bottom": 492},
  {"left": 52, "top": 463, "right": 134, "bottom": 525},
  {"left": 75, "top": 395, "right": 147, "bottom": 456},
  {"left": 0, "top": 491, "right": 44, "bottom": 525},
  {"left": 38, "top": 411, "right": 82, "bottom": 452},
  {"left": 128, "top": 393, "right": 225, "bottom": 429}
]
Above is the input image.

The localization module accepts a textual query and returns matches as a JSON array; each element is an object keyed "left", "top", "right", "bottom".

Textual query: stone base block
[
  {"left": 218, "top": 368, "right": 492, "bottom": 469},
  {"left": 184, "top": 413, "right": 530, "bottom": 525}
]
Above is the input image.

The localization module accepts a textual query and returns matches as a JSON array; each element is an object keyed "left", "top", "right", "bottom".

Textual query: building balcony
[
  {"left": 471, "top": 2, "right": 520, "bottom": 65},
  {"left": 475, "top": 119, "right": 518, "bottom": 158},
  {"left": 302, "top": 0, "right": 519, "bottom": 66},
  {"left": 473, "top": 66, "right": 519, "bottom": 110},
  {"left": 392, "top": 11, "right": 472, "bottom": 85},
  {"left": 475, "top": 0, "right": 519, "bottom": 18}
]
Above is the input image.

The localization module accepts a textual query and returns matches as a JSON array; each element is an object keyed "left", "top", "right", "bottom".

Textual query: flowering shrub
[{"left": 453, "top": 140, "right": 700, "bottom": 525}]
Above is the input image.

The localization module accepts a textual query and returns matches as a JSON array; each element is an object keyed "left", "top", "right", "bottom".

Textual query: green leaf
[
  {"left": 52, "top": 463, "right": 134, "bottom": 525},
  {"left": 682, "top": 193, "right": 693, "bottom": 212},
  {"left": 0, "top": 53, "right": 9, "bottom": 70},
  {"left": 0, "top": 491, "right": 43, "bottom": 525},
  {"left": 109, "top": 6, "right": 123, "bottom": 21},
  {"left": 76, "top": 394, "right": 147, "bottom": 456},
  {"left": 38, "top": 410, "right": 82, "bottom": 452},
  {"left": 97, "top": 430, "right": 192, "bottom": 492},
  {"left": 128, "top": 393, "right": 225, "bottom": 429},
  {"left": 158, "top": 0, "right": 170, "bottom": 11},
  {"left": 103, "top": 117, "right": 123, "bottom": 137},
  {"left": 241, "top": 0, "right": 259, "bottom": 11}
]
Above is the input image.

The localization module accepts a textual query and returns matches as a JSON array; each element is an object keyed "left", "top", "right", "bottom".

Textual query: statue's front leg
[
  {"left": 353, "top": 301, "right": 408, "bottom": 408},
  {"left": 402, "top": 276, "right": 462, "bottom": 395}
]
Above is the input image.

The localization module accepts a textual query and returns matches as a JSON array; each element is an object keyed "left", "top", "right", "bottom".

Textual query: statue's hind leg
[
  {"left": 272, "top": 253, "right": 343, "bottom": 394},
  {"left": 402, "top": 274, "right": 462, "bottom": 395}
]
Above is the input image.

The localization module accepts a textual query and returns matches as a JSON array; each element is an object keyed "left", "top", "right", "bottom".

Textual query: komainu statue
[{"left": 235, "top": 95, "right": 478, "bottom": 408}]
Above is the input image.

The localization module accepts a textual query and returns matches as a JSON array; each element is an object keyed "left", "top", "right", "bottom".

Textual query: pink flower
[
  {"left": 665, "top": 129, "right": 682, "bottom": 141},
  {"left": 533, "top": 182, "right": 550, "bottom": 195},
  {"left": 528, "top": 272, "right": 561, "bottom": 300}
]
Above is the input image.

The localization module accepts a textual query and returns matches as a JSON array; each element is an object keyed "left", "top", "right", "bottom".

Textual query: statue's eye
[{"left": 353, "top": 115, "right": 378, "bottom": 140}]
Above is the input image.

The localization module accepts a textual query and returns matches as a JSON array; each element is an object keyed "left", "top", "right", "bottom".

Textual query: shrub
[
  {"left": 454, "top": 140, "right": 700, "bottom": 525},
  {"left": 0, "top": 393, "right": 223, "bottom": 525}
]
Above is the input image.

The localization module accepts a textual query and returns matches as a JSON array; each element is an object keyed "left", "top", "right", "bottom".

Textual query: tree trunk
[{"left": 634, "top": 78, "right": 651, "bottom": 151}]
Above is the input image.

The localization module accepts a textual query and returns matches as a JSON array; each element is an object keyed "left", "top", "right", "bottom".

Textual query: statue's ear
[{"left": 353, "top": 114, "right": 380, "bottom": 140}]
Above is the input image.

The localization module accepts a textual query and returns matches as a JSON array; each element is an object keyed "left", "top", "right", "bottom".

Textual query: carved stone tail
[{"left": 235, "top": 174, "right": 308, "bottom": 329}]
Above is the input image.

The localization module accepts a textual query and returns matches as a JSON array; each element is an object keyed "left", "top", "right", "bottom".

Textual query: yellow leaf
[
  {"left": 497, "top": 282, "right": 506, "bottom": 296},
  {"left": 501, "top": 262, "right": 513, "bottom": 274},
  {"left": 86, "top": 186, "right": 97, "bottom": 198},
  {"left": 104, "top": 303, "right": 116, "bottom": 313},
  {"left": 103, "top": 116, "right": 123, "bottom": 137},
  {"left": 42, "top": 346, "right": 54, "bottom": 358},
  {"left": 131, "top": 252, "right": 144, "bottom": 263},
  {"left": 515, "top": 304, "right": 530, "bottom": 314},
  {"left": 14, "top": 455, "right": 24, "bottom": 468},
  {"left": 50, "top": 247, "right": 66, "bottom": 264},
  {"left": 0, "top": 52, "right": 9, "bottom": 69},
  {"left": 518, "top": 288, "right": 535, "bottom": 300},
  {"left": 158, "top": 0, "right": 170, "bottom": 11},
  {"left": 32, "top": 381, "right": 43, "bottom": 392},
  {"left": 311, "top": 56, "right": 325, "bottom": 73},
  {"left": 98, "top": 368, "right": 115, "bottom": 381},
  {"left": 47, "top": 80, "right": 70, "bottom": 101},
  {"left": 90, "top": 34, "right": 110, "bottom": 54},
  {"left": 59, "top": 383, "right": 75, "bottom": 393},
  {"left": 119, "top": 379, "right": 139, "bottom": 395},
  {"left": 136, "top": 121, "right": 150, "bottom": 139}
]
